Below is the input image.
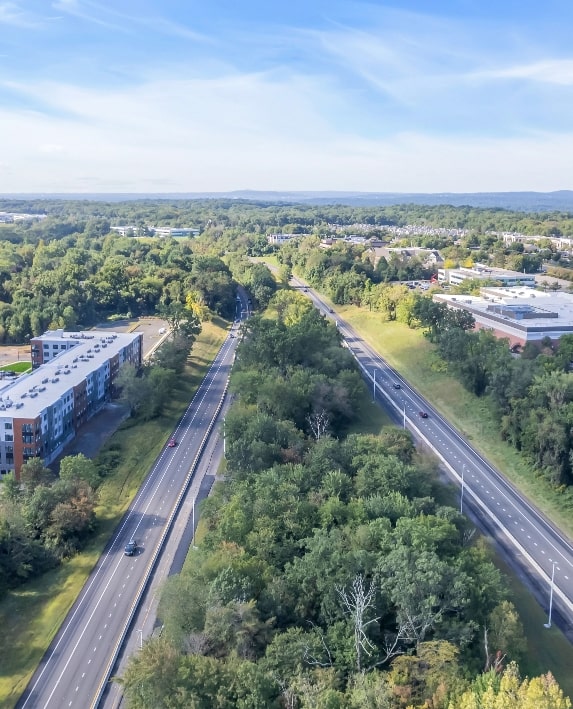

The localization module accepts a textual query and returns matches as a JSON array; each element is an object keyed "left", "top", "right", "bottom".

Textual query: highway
[
  {"left": 17, "top": 311, "right": 242, "bottom": 709},
  {"left": 297, "top": 279, "right": 573, "bottom": 633}
]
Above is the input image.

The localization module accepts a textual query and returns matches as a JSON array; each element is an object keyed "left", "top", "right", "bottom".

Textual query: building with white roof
[
  {"left": 433, "top": 287, "right": 573, "bottom": 347},
  {"left": 438, "top": 263, "right": 536, "bottom": 288},
  {"left": 0, "top": 329, "right": 142, "bottom": 477}
]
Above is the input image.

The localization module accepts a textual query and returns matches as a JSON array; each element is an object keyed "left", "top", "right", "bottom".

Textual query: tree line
[
  {"left": 0, "top": 232, "right": 236, "bottom": 342},
  {"left": 118, "top": 292, "right": 571, "bottom": 708}
]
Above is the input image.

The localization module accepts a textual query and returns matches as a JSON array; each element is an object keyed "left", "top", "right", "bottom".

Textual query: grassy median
[{"left": 0, "top": 319, "right": 228, "bottom": 708}]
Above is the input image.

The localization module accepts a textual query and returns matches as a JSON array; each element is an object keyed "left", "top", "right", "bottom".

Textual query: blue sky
[{"left": 1, "top": 0, "right": 573, "bottom": 193}]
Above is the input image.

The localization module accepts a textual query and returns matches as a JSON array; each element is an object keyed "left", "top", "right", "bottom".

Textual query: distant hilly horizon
[{"left": 2, "top": 190, "right": 573, "bottom": 212}]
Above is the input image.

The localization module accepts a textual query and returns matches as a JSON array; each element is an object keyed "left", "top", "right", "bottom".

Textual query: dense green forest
[
  {"left": 121, "top": 295, "right": 570, "bottom": 708},
  {"left": 1, "top": 197, "right": 572, "bottom": 343},
  {"left": 2, "top": 198, "right": 573, "bottom": 236}
]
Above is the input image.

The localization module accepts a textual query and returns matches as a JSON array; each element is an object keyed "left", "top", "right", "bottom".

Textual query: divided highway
[
  {"left": 298, "top": 279, "right": 573, "bottom": 633},
  {"left": 17, "top": 316, "right": 242, "bottom": 709}
]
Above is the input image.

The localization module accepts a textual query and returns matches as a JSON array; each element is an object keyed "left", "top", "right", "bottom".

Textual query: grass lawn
[
  {"left": 0, "top": 319, "right": 228, "bottom": 708},
  {"left": 0, "top": 361, "right": 32, "bottom": 373},
  {"left": 492, "top": 548, "right": 573, "bottom": 699}
]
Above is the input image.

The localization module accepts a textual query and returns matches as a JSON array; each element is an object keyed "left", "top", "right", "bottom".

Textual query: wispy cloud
[
  {"left": 1, "top": 68, "right": 572, "bottom": 193},
  {"left": 51, "top": 0, "right": 206, "bottom": 41},
  {"left": 51, "top": 0, "right": 130, "bottom": 31},
  {"left": 0, "top": 1, "right": 42, "bottom": 28},
  {"left": 472, "top": 60, "right": 573, "bottom": 86}
]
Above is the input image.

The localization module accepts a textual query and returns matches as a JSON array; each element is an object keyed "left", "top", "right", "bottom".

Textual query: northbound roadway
[{"left": 296, "top": 278, "right": 573, "bottom": 636}]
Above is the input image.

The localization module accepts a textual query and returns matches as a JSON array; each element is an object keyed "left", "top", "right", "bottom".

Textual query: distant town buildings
[
  {"left": 434, "top": 286, "right": 573, "bottom": 347},
  {"left": 0, "top": 329, "right": 142, "bottom": 477},
  {"left": 267, "top": 234, "right": 307, "bottom": 244},
  {"left": 438, "top": 264, "right": 536, "bottom": 288},
  {"left": 110, "top": 226, "right": 200, "bottom": 237},
  {"left": 0, "top": 212, "right": 47, "bottom": 223}
]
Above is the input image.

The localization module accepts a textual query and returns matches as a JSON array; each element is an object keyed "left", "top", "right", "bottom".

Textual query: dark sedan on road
[{"left": 124, "top": 540, "right": 137, "bottom": 556}]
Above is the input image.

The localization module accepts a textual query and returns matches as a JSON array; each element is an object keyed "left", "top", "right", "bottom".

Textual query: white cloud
[
  {"left": 0, "top": 1, "right": 41, "bottom": 27},
  {"left": 472, "top": 59, "right": 573, "bottom": 86},
  {"left": 0, "top": 70, "right": 572, "bottom": 193}
]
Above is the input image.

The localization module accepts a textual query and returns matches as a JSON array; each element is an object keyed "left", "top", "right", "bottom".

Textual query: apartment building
[{"left": 0, "top": 330, "right": 142, "bottom": 477}]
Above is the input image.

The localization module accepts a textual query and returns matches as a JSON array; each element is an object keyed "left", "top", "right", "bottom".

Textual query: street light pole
[
  {"left": 137, "top": 629, "right": 143, "bottom": 649},
  {"left": 460, "top": 464, "right": 465, "bottom": 515},
  {"left": 403, "top": 403, "right": 406, "bottom": 430},
  {"left": 373, "top": 369, "right": 376, "bottom": 403},
  {"left": 544, "top": 561, "right": 557, "bottom": 629},
  {"left": 192, "top": 497, "right": 198, "bottom": 550}
]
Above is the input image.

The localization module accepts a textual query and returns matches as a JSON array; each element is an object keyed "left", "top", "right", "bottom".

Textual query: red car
[{"left": 168, "top": 438, "right": 177, "bottom": 447}]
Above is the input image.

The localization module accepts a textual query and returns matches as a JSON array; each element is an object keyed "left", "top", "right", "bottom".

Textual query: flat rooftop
[
  {"left": 0, "top": 331, "right": 140, "bottom": 419},
  {"left": 454, "top": 263, "right": 536, "bottom": 278},
  {"left": 434, "top": 287, "right": 573, "bottom": 333}
]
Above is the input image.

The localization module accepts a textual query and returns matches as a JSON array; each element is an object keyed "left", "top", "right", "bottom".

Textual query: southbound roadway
[{"left": 17, "top": 311, "right": 243, "bottom": 709}]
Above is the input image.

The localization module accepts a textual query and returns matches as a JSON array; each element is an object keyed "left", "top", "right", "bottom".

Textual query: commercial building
[
  {"left": 433, "top": 287, "right": 573, "bottom": 347},
  {"left": 0, "top": 329, "right": 142, "bottom": 477},
  {"left": 267, "top": 233, "right": 305, "bottom": 245},
  {"left": 438, "top": 263, "right": 536, "bottom": 288}
]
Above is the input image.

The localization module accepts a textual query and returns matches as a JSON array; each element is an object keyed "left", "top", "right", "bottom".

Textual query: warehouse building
[
  {"left": 0, "top": 330, "right": 142, "bottom": 477},
  {"left": 438, "top": 263, "right": 536, "bottom": 288},
  {"left": 433, "top": 287, "right": 573, "bottom": 347}
]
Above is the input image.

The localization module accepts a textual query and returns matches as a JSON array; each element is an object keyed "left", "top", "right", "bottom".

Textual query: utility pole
[{"left": 544, "top": 561, "right": 557, "bottom": 629}]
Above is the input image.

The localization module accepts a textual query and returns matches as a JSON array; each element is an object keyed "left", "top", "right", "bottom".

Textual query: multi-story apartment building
[{"left": 0, "top": 329, "right": 142, "bottom": 478}]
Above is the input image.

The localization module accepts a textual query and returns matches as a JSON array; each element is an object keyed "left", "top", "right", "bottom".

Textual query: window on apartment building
[
  {"left": 4, "top": 434, "right": 12, "bottom": 442},
  {"left": 4, "top": 422, "right": 12, "bottom": 429}
]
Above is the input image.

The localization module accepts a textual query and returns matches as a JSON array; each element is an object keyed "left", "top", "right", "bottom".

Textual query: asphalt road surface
[
  {"left": 295, "top": 278, "right": 573, "bottom": 634},
  {"left": 17, "top": 306, "right": 243, "bottom": 709}
]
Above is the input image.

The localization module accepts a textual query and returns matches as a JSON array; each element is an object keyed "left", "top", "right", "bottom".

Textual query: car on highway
[
  {"left": 393, "top": 383, "right": 401, "bottom": 389},
  {"left": 303, "top": 288, "right": 308, "bottom": 292},
  {"left": 329, "top": 308, "right": 334, "bottom": 313},
  {"left": 124, "top": 539, "right": 137, "bottom": 556},
  {"left": 419, "top": 411, "right": 429, "bottom": 418},
  {"left": 167, "top": 437, "right": 177, "bottom": 447}
]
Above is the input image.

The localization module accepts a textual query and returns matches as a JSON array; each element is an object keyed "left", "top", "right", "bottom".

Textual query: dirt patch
[{"left": 0, "top": 344, "right": 30, "bottom": 365}]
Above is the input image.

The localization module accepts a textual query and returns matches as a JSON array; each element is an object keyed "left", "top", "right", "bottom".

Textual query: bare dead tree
[
  {"left": 483, "top": 626, "right": 506, "bottom": 673},
  {"left": 337, "top": 575, "right": 379, "bottom": 672},
  {"left": 302, "top": 622, "right": 333, "bottom": 668},
  {"left": 306, "top": 409, "right": 330, "bottom": 440}
]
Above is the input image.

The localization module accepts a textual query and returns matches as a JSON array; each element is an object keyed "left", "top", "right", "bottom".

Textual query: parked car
[
  {"left": 124, "top": 539, "right": 137, "bottom": 556},
  {"left": 168, "top": 437, "right": 177, "bottom": 447},
  {"left": 419, "top": 411, "right": 429, "bottom": 418}
]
